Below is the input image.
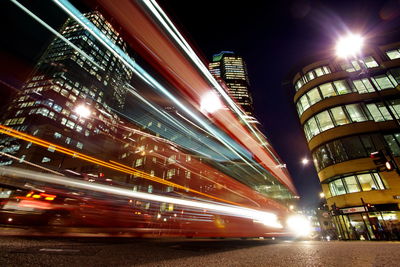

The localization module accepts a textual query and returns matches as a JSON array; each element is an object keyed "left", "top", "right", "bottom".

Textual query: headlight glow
[{"left": 287, "top": 215, "right": 312, "bottom": 237}]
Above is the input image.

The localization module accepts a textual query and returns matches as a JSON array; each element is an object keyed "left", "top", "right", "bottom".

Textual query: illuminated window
[
  {"left": 307, "top": 88, "right": 322, "bottom": 105},
  {"left": 352, "top": 78, "right": 375, "bottom": 94},
  {"left": 330, "top": 106, "right": 350, "bottom": 126},
  {"left": 299, "top": 95, "right": 310, "bottom": 111},
  {"left": 328, "top": 172, "right": 385, "bottom": 196},
  {"left": 333, "top": 80, "right": 351, "bottom": 95},
  {"left": 357, "top": 173, "right": 378, "bottom": 191},
  {"left": 166, "top": 169, "right": 175, "bottom": 179},
  {"left": 319, "top": 83, "right": 336, "bottom": 98},
  {"left": 363, "top": 56, "right": 378, "bottom": 68},
  {"left": 344, "top": 176, "right": 360, "bottom": 193},
  {"left": 372, "top": 74, "right": 396, "bottom": 90},
  {"left": 306, "top": 117, "right": 319, "bottom": 138},
  {"left": 135, "top": 158, "right": 143, "bottom": 167},
  {"left": 386, "top": 48, "right": 400, "bottom": 60},
  {"left": 316, "top": 111, "right": 334, "bottom": 132},
  {"left": 54, "top": 132, "right": 62, "bottom": 139},
  {"left": 345, "top": 104, "right": 368, "bottom": 122},
  {"left": 41, "top": 157, "right": 51, "bottom": 163},
  {"left": 366, "top": 103, "right": 392, "bottom": 122},
  {"left": 167, "top": 155, "right": 176, "bottom": 164}
]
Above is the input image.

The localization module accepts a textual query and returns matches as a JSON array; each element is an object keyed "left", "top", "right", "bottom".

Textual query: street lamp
[
  {"left": 335, "top": 33, "right": 364, "bottom": 58},
  {"left": 301, "top": 158, "right": 309, "bottom": 165},
  {"left": 319, "top": 192, "right": 325, "bottom": 198}
]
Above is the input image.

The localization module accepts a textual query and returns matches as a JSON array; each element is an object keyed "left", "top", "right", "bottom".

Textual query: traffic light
[
  {"left": 385, "top": 161, "right": 395, "bottom": 171},
  {"left": 370, "top": 150, "right": 397, "bottom": 172},
  {"left": 370, "top": 150, "right": 387, "bottom": 166}
]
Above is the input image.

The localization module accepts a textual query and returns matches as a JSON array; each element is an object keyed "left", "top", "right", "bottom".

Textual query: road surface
[{"left": 1, "top": 235, "right": 400, "bottom": 266}]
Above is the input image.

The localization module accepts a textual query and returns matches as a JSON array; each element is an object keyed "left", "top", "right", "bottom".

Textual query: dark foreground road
[{"left": 1, "top": 236, "right": 400, "bottom": 267}]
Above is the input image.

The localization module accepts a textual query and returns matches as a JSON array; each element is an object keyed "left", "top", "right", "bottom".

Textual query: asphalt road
[{"left": 1, "top": 236, "right": 400, "bottom": 267}]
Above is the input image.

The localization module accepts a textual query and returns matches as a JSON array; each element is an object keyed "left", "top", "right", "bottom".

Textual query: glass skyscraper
[
  {"left": 209, "top": 51, "right": 254, "bottom": 115},
  {"left": 0, "top": 11, "right": 132, "bottom": 175}
]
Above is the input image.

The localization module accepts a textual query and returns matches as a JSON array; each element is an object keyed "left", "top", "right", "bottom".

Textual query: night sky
[
  {"left": 2, "top": 0, "right": 400, "bottom": 208},
  {"left": 157, "top": 0, "right": 400, "bottom": 207}
]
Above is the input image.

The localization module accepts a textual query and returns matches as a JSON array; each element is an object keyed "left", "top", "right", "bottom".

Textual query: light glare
[
  {"left": 287, "top": 215, "right": 312, "bottom": 237},
  {"left": 74, "top": 104, "right": 91, "bottom": 118},
  {"left": 336, "top": 33, "right": 364, "bottom": 58},
  {"left": 201, "top": 92, "right": 223, "bottom": 113}
]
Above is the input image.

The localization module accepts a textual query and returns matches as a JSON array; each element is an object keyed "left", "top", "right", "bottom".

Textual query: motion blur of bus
[{"left": 0, "top": 0, "right": 302, "bottom": 238}]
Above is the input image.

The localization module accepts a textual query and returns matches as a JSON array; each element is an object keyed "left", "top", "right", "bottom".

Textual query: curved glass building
[{"left": 292, "top": 41, "right": 400, "bottom": 240}]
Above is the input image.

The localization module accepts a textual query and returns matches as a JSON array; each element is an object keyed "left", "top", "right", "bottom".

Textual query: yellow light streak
[{"left": 0, "top": 124, "right": 238, "bottom": 206}]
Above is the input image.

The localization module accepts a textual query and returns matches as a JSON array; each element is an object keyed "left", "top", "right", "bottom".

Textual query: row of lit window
[
  {"left": 312, "top": 132, "right": 399, "bottom": 172},
  {"left": 295, "top": 56, "right": 381, "bottom": 91},
  {"left": 3, "top": 117, "right": 25, "bottom": 126},
  {"left": 53, "top": 131, "right": 84, "bottom": 149},
  {"left": 328, "top": 172, "right": 385, "bottom": 197},
  {"left": 304, "top": 99, "right": 400, "bottom": 141},
  {"left": 296, "top": 72, "right": 399, "bottom": 116},
  {"left": 339, "top": 56, "right": 379, "bottom": 72},
  {"left": 294, "top": 65, "right": 331, "bottom": 91}
]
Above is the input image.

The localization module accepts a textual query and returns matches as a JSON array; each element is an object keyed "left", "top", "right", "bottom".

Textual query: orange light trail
[{"left": 0, "top": 124, "right": 239, "bottom": 206}]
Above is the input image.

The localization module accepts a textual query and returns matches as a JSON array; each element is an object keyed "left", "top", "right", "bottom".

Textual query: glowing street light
[
  {"left": 301, "top": 158, "right": 309, "bottom": 165},
  {"left": 200, "top": 91, "right": 223, "bottom": 113},
  {"left": 319, "top": 192, "right": 325, "bottom": 198},
  {"left": 335, "top": 33, "right": 364, "bottom": 58},
  {"left": 74, "top": 104, "right": 91, "bottom": 118}
]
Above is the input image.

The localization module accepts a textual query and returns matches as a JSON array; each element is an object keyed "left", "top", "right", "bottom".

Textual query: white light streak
[{"left": 0, "top": 167, "right": 283, "bottom": 228}]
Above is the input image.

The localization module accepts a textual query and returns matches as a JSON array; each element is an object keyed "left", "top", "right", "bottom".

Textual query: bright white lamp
[{"left": 335, "top": 33, "right": 364, "bottom": 58}]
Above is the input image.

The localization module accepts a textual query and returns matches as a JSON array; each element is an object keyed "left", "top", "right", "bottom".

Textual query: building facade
[
  {"left": 292, "top": 41, "right": 400, "bottom": 240},
  {"left": 209, "top": 51, "right": 254, "bottom": 115},
  {"left": 0, "top": 11, "right": 132, "bottom": 179}
]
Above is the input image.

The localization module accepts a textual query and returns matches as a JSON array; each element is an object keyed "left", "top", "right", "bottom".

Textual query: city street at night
[
  {"left": 0, "top": 236, "right": 400, "bottom": 266},
  {"left": 1, "top": 0, "right": 400, "bottom": 265}
]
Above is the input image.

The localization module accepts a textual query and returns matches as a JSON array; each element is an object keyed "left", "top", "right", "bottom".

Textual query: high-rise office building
[
  {"left": 291, "top": 40, "right": 400, "bottom": 240},
  {"left": 209, "top": 51, "right": 254, "bottom": 115},
  {"left": 0, "top": 11, "right": 132, "bottom": 176}
]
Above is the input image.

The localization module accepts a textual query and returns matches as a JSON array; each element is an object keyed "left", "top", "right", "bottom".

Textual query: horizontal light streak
[
  {"left": 0, "top": 124, "right": 238, "bottom": 206},
  {"left": 0, "top": 166, "right": 283, "bottom": 228}
]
